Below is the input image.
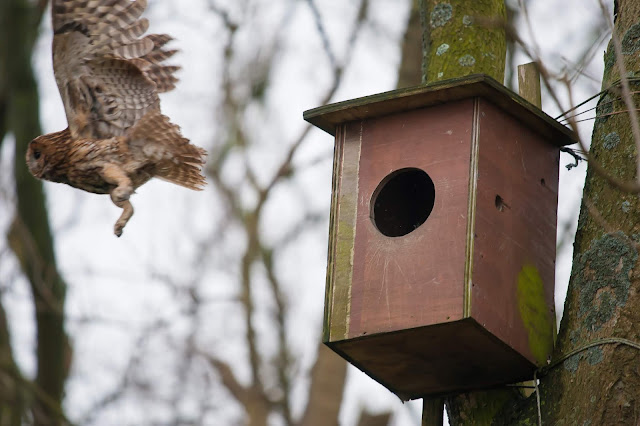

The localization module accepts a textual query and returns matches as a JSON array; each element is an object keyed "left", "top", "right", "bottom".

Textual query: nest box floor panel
[{"left": 330, "top": 318, "right": 535, "bottom": 400}]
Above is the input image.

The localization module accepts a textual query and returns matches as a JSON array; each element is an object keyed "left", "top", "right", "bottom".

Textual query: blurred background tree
[{"left": 1, "top": 0, "right": 69, "bottom": 424}]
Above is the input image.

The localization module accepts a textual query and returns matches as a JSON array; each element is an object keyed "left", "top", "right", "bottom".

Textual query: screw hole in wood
[{"left": 495, "top": 194, "right": 510, "bottom": 212}]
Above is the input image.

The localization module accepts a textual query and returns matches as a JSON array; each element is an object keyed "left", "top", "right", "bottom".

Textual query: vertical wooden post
[
  {"left": 517, "top": 61, "right": 541, "bottom": 400},
  {"left": 422, "top": 398, "right": 445, "bottom": 426},
  {"left": 517, "top": 62, "right": 542, "bottom": 107}
]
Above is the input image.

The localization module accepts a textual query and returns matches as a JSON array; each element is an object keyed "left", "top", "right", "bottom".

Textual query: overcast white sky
[{"left": 0, "top": 0, "right": 611, "bottom": 424}]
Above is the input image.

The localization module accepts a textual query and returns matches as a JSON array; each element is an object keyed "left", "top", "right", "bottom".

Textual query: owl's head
[
  {"left": 26, "top": 135, "right": 49, "bottom": 179},
  {"left": 26, "top": 129, "right": 70, "bottom": 181}
]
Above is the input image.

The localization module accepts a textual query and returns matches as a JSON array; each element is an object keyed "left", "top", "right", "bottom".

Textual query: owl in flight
[{"left": 27, "top": 0, "right": 207, "bottom": 237}]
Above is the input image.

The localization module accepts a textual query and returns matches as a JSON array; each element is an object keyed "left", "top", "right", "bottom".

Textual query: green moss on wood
[
  {"left": 422, "top": 0, "right": 506, "bottom": 83},
  {"left": 517, "top": 265, "right": 555, "bottom": 365},
  {"left": 326, "top": 127, "right": 361, "bottom": 341},
  {"left": 329, "top": 204, "right": 357, "bottom": 340}
]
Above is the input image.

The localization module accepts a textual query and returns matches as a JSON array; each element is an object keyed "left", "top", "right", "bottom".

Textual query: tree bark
[
  {"left": 539, "top": 0, "right": 640, "bottom": 423},
  {"left": 1, "top": 0, "right": 70, "bottom": 424},
  {"left": 419, "top": 0, "right": 506, "bottom": 83},
  {"left": 300, "top": 344, "right": 348, "bottom": 426},
  {"left": 396, "top": 0, "right": 423, "bottom": 88},
  {"left": 412, "top": 0, "right": 640, "bottom": 424},
  {"left": 0, "top": 299, "right": 25, "bottom": 426}
]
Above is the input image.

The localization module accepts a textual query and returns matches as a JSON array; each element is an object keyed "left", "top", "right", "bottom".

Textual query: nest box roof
[{"left": 303, "top": 74, "right": 577, "bottom": 147}]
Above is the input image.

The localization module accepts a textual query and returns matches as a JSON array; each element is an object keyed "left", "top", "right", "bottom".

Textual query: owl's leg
[
  {"left": 111, "top": 194, "right": 134, "bottom": 237},
  {"left": 101, "top": 164, "right": 134, "bottom": 237}
]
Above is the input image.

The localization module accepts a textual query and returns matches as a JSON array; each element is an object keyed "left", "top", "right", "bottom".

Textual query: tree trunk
[
  {"left": 539, "top": 0, "right": 640, "bottom": 423},
  {"left": 0, "top": 301, "right": 26, "bottom": 426},
  {"left": 419, "top": 0, "right": 506, "bottom": 83},
  {"left": 396, "top": 0, "right": 423, "bottom": 88},
  {"left": 300, "top": 344, "right": 348, "bottom": 426},
  {"left": 1, "top": 0, "right": 70, "bottom": 424},
  {"left": 414, "top": 0, "right": 640, "bottom": 424}
]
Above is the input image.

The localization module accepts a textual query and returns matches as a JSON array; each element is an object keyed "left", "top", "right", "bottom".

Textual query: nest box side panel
[
  {"left": 471, "top": 98, "right": 559, "bottom": 366},
  {"left": 347, "top": 99, "right": 475, "bottom": 338},
  {"left": 324, "top": 121, "right": 363, "bottom": 342}
]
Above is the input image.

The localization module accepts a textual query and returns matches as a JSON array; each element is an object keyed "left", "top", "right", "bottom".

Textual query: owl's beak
[{"left": 26, "top": 155, "right": 39, "bottom": 178}]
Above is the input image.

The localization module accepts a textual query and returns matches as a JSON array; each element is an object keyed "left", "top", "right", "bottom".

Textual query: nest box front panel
[
  {"left": 345, "top": 99, "right": 475, "bottom": 338},
  {"left": 471, "top": 99, "right": 559, "bottom": 366}
]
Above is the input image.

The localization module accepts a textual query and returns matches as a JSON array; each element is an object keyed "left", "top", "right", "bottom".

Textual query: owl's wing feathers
[
  {"left": 52, "top": 0, "right": 180, "bottom": 140},
  {"left": 128, "top": 111, "right": 207, "bottom": 191},
  {"left": 130, "top": 34, "right": 180, "bottom": 93}
]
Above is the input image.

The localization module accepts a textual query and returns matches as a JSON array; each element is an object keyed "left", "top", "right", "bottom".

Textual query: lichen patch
[
  {"left": 622, "top": 23, "right": 640, "bottom": 54},
  {"left": 622, "top": 200, "right": 631, "bottom": 213},
  {"left": 575, "top": 232, "right": 637, "bottom": 331},
  {"left": 436, "top": 43, "right": 450, "bottom": 56},
  {"left": 430, "top": 3, "right": 453, "bottom": 28},
  {"left": 585, "top": 346, "right": 604, "bottom": 365},
  {"left": 458, "top": 54, "right": 476, "bottom": 67},
  {"left": 562, "top": 346, "right": 604, "bottom": 374},
  {"left": 603, "top": 132, "right": 620, "bottom": 150},
  {"left": 563, "top": 354, "right": 580, "bottom": 373}
]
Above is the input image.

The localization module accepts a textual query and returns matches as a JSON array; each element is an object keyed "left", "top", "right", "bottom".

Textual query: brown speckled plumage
[{"left": 27, "top": 0, "right": 207, "bottom": 237}]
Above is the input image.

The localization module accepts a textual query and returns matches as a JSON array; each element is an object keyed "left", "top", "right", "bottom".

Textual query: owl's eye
[{"left": 33, "top": 150, "right": 41, "bottom": 160}]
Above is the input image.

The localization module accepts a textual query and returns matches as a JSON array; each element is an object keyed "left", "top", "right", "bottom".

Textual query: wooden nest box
[{"left": 303, "top": 74, "right": 577, "bottom": 400}]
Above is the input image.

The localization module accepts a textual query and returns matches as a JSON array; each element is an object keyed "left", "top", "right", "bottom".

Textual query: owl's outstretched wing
[{"left": 52, "top": 0, "right": 180, "bottom": 140}]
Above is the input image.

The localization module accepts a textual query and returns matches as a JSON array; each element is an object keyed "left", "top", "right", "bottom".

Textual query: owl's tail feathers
[{"left": 129, "top": 111, "right": 207, "bottom": 191}]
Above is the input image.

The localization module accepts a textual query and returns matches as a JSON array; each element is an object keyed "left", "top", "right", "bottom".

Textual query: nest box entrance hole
[{"left": 370, "top": 168, "right": 435, "bottom": 237}]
